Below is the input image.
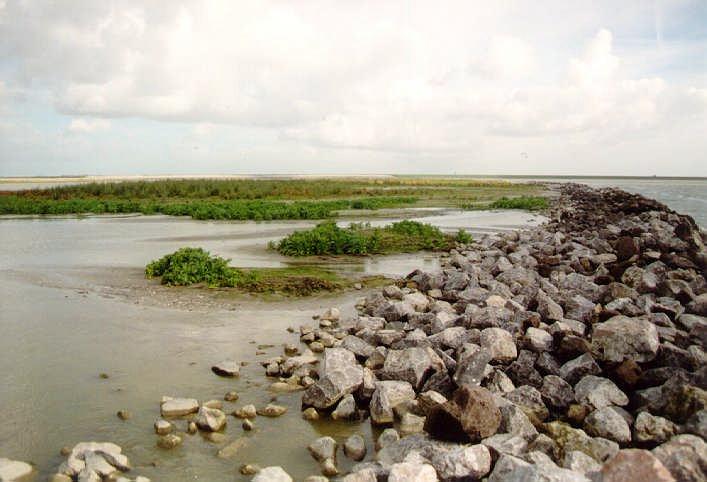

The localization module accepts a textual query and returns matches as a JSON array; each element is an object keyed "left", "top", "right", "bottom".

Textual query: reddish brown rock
[
  {"left": 601, "top": 449, "right": 675, "bottom": 482},
  {"left": 424, "top": 386, "right": 501, "bottom": 443}
]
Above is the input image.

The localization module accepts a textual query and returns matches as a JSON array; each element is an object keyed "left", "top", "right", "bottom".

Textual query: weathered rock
[
  {"left": 540, "top": 375, "right": 575, "bottom": 410},
  {"left": 633, "top": 412, "right": 678, "bottom": 444},
  {"left": 343, "top": 434, "right": 367, "bottom": 461},
  {"left": 0, "top": 458, "right": 34, "bottom": 481},
  {"left": 382, "top": 347, "right": 439, "bottom": 390},
  {"left": 160, "top": 397, "right": 199, "bottom": 417},
  {"left": 480, "top": 327, "right": 518, "bottom": 362},
  {"left": 251, "top": 466, "right": 293, "bottom": 482},
  {"left": 308, "top": 436, "right": 337, "bottom": 463},
  {"left": 233, "top": 404, "right": 257, "bottom": 419},
  {"left": 196, "top": 406, "right": 226, "bottom": 432},
  {"left": 302, "top": 348, "right": 363, "bottom": 409},
  {"left": 257, "top": 404, "right": 287, "bottom": 417},
  {"left": 388, "top": 462, "right": 438, "bottom": 482},
  {"left": 212, "top": 360, "right": 241, "bottom": 377},
  {"left": 453, "top": 347, "right": 491, "bottom": 387},
  {"left": 302, "top": 407, "right": 319, "bottom": 421},
  {"left": 370, "top": 381, "right": 416, "bottom": 425},
  {"left": 526, "top": 327, "right": 553, "bottom": 352},
  {"left": 537, "top": 291, "right": 564, "bottom": 321},
  {"left": 403, "top": 292, "right": 431, "bottom": 312},
  {"left": 563, "top": 450, "right": 601, "bottom": 475},
  {"left": 544, "top": 421, "right": 619, "bottom": 462},
  {"left": 584, "top": 407, "right": 631, "bottom": 444},
  {"left": 425, "top": 386, "right": 501, "bottom": 442},
  {"left": 399, "top": 412, "right": 426, "bottom": 434},
  {"left": 319, "top": 458, "right": 338, "bottom": 477},
  {"left": 652, "top": 434, "right": 706, "bottom": 482},
  {"left": 504, "top": 385, "right": 549, "bottom": 425},
  {"left": 600, "top": 449, "right": 675, "bottom": 482},
  {"left": 574, "top": 375, "right": 629, "bottom": 410},
  {"left": 157, "top": 434, "right": 182, "bottom": 449},
  {"left": 342, "top": 335, "right": 376, "bottom": 359},
  {"left": 154, "top": 418, "right": 173, "bottom": 435},
  {"left": 331, "top": 394, "right": 358, "bottom": 421},
  {"left": 428, "top": 444, "right": 491, "bottom": 481},
  {"left": 375, "top": 428, "right": 400, "bottom": 450},
  {"left": 217, "top": 438, "right": 249, "bottom": 458},
  {"left": 559, "top": 353, "right": 601, "bottom": 385},
  {"left": 591, "top": 315, "right": 660, "bottom": 363},
  {"left": 341, "top": 468, "right": 378, "bottom": 482},
  {"left": 482, "top": 433, "right": 528, "bottom": 457},
  {"left": 497, "top": 401, "right": 539, "bottom": 440}
]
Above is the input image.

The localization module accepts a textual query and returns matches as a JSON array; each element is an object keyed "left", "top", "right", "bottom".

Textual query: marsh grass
[
  {"left": 0, "top": 196, "right": 416, "bottom": 220},
  {"left": 489, "top": 196, "right": 549, "bottom": 210},
  {"left": 145, "top": 247, "right": 385, "bottom": 295},
  {"left": 273, "top": 220, "right": 472, "bottom": 256}
]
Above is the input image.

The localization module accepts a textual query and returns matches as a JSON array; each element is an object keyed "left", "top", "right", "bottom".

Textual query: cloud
[
  {"left": 0, "top": 0, "right": 705, "bottom": 175},
  {"left": 67, "top": 118, "right": 110, "bottom": 134}
]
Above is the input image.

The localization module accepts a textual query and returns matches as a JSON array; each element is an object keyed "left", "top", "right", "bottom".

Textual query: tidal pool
[{"left": 0, "top": 209, "right": 544, "bottom": 480}]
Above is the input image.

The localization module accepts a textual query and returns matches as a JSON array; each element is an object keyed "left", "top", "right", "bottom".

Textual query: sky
[{"left": 0, "top": 0, "right": 706, "bottom": 177}]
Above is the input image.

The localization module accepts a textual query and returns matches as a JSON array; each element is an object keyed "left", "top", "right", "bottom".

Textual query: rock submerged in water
[
  {"left": 196, "top": 406, "right": 227, "bottom": 431},
  {"left": 0, "top": 458, "right": 34, "bottom": 482},
  {"left": 160, "top": 396, "right": 199, "bottom": 417},
  {"left": 251, "top": 466, "right": 292, "bottom": 482},
  {"left": 211, "top": 359, "right": 241, "bottom": 377}
]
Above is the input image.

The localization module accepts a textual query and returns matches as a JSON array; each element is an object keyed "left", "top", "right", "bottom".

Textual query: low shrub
[
  {"left": 489, "top": 196, "right": 548, "bottom": 210},
  {"left": 274, "top": 220, "right": 460, "bottom": 256},
  {"left": 0, "top": 195, "right": 416, "bottom": 220},
  {"left": 455, "top": 229, "right": 473, "bottom": 244},
  {"left": 145, "top": 247, "right": 255, "bottom": 287}
]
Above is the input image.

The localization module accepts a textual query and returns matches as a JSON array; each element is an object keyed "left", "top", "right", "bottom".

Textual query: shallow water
[{"left": 0, "top": 209, "right": 543, "bottom": 480}]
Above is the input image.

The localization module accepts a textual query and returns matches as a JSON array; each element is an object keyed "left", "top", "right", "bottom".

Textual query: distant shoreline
[{"left": 1, "top": 174, "right": 706, "bottom": 183}]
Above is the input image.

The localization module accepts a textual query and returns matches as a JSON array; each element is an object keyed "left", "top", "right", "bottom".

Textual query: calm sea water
[{"left": 511, "top": 177, "right": 706, "bottom": 227}]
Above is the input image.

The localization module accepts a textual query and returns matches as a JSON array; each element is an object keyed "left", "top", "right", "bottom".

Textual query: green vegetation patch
[
  {"left": 146, "top": 247, "right": 254, "bottom": 287},
  {"left": 0, "top": 196, "right": 416, "bottom": 220},
  {"left": 144, "top": 247, "right": 382, "bottom": 295},
  {"left": 489, "top": 196, "right": 548, "bottom": 211},
  {"left": 273, "top": 220, "right": 472, "bottom": 256}
]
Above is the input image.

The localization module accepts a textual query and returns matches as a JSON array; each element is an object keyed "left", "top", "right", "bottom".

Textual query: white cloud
[
  {"left": 0, "top": 0, "right": 705, "bottom": 175},
  {"left": 67, "top": 118, "right": 110, "bottom": 134}
]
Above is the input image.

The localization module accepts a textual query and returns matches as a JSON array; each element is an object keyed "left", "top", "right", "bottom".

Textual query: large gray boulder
[
  {"left": 652, "top": 434, "right": 706, "bottom": 482},
  {"left": 574, "top": 376, "right": 628, "bottom": 410},
  {"left": 388, "top": 462, "right": 438, "bottom": 482},
  {"left": 381, "top": 347, "right": 441, "bottom": 390},
  {"left": 591, "top": 315, "right": 659, "bottom": 363},
  {"left": 302, "top": 348, "right": 363, "bottom": 409},
  {"left": 480, "top": 328, "right": 518, "bottom": 362},
  {"left": 584, "top": 407, "right": 631, "bottom": 444},
  {"left": 427, "top": 444, "right": 491, "bottom": 480},
  {"left": 370, "top": 381, "right": 416, "bottom": 425}
]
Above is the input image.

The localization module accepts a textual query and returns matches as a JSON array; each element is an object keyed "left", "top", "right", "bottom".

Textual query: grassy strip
[
  {"left": 14, "top": 177, "right": 535, "bottom": 200},
  {"left": 273, "top": 220, "right": 472, "bottom": 256},
  {"left": 145, "top": 247, "right": 384, "bottom": 295},
  {"left": 489, "top": 196, "right": 549, "bottom": 210},
  {"left": 0, "top": 196, "right": 416, "bottom": 220}
]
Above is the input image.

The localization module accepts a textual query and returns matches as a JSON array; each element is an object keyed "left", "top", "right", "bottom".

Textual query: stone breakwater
[{"left": 259, "top": 184, "right": 706, "bottom": 481}]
